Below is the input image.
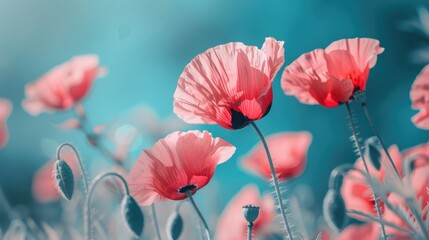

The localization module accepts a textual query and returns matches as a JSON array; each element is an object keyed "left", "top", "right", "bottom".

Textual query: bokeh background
[{"left": 0, "top": 0, "right": 428, "bottom": 231}]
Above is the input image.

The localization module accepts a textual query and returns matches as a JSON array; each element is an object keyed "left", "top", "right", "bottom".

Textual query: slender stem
[
  {"left": 247, "top": 223, "right": 253, "bottom": 240},
  {"left": 345, "top": 103, "right": 387, "bottom": 240},
  {"left": 250, "top": 121, "right": 294, "bottom": 240},
  {"left": 185, "top": 190, "right": 211, "bottom": 240},
  {"left": 361, "top": 104, "right": 401, "bottom": 177},
  {"left": 406, "top": 199, "right": 429, "bottom": 240},
  {"left": 85, "top": 172, "right": 129, "bottom": 240},
  {"left": 57, "top": 143, "right": 89, "bottom": 194},
  {"left": 151, "top": 204, "right": 162, "bottom": 240}
]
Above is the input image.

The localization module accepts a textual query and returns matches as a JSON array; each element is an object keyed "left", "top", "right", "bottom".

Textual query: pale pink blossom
[
  {"left": 0, "top": 99, "right": 12, "bottom": 148},
  {"left": 281, "top": 38, "right": 384, "bottom": 107},
  {"left": 128, "top": 130, "right": 235, "bottom": 205},
  {"left": 215, "top": 185, "right": 276, "bottom": 240},
  {"left": 241, "top": 132, "right": 312, "bottom": 181},
  {"left": 410, "top": 65, "right": 429, "bottom": 129},
  {"left": 174, "top": 38, "right": 284, "bottom": 129},
  {"left": 23, "top": 55, "right": 105, "bottom": 115}
]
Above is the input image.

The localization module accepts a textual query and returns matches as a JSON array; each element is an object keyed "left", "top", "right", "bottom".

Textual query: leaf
[
  {"left": 121, "top": 195, "right": 144, "bottom": 237},
  {"left": 167, "top": 211, "right": 183, "bottom": 240},
  {"left": 54, "top": 160, "right": 74, "bottom": 201},
  {"left": 3, "top": 219, "right": 27, "bottom": 240},
  {"left": 323, "top": 189, "right": 346, "bottom": 232}
]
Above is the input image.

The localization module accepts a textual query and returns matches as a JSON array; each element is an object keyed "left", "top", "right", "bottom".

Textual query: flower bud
[{"left": 242, "top": 204, "right": 260, "bottom": 224}]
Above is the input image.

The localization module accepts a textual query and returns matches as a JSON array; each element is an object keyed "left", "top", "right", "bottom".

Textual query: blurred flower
[
  {"left": 173, "top": 37, "right": 284, "bottom": 130},
  {"left": 0, "top": 99, "right": 12, "bottom": 148},
  {"left": 241, "top": 132, "right": 312, "bottom": 181},
  {"left": 22, "top": 55, "right": 105, "bottom": 115},
  {"left": 32, "top": 159, "right": 80, "bottom": 203},
  {"left": 337, "top": 223, "right": 380, "bottom": 240},
  {"left": 341, "top": 145, "right": 404, "bottom": 218},
  {"left": 128, "top": 130, "right": 235, "bottom": 205},
  {"left": 281, "top": 38, "right": 384, "bottom": 107},
  {"left": 402, "top": 142, "right": 429, "bottom": 168},
  {"left": 383, "top": 164, "right": 429, "bottom": 236},
  {"left": 410, "top": 65, "right": 429, "bottom": 130},
  {"left": 215, "top": 185, "right": 276, "bottom": 240}
]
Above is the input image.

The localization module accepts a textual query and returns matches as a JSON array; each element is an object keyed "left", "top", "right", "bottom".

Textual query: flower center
[{"left": 178, "top": 184, "right": 197, "bottom": 193}]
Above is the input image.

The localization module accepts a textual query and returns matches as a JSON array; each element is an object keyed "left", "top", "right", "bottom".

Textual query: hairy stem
[
  {"left": 251, "top": 121, "right": 294, "bottom": 240},
  {"left": 406, "top": 199, "right": 429, "bottom": 240},
  {"left": 185, "top": 190, "right": 210, "bottom": 240},
  {"left": 85, "top": 172, "right": 129, "bottom": 240},
  {"left": 151, "top": 204, "right": 162, "bottom": 240},
  {"left": 247, "top": 223, "right": 253, "bottom": 240},
  {"left": 361, "top": 104, "right": 400, "bottom": 177},
  {"left": 345, "top": 103, "right": 387, "bottom": 240},
  {"left": 57, "top": 143, "right": 89, "bottom": 194}
]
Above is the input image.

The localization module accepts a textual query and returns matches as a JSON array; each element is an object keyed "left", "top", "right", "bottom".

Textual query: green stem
[
  {"left": 247, "top": 223, "right": 253, "bottom": 240},
  {"left": 250, "top": 121, "right": 294, "bottom": 240},
  {"left": 185, "top": 190, "right": 211, "bottom": 240},
  {"left": 361, "top": 104, "right": 400, "bottom": 177},
  {"left": 57, "top": 143, "right": 89, "bottom": 194},
  {"left": 85, "top": 172, "right": 129, "bottom": 240},
  {"left": 345, "top": 103, "right": 387, "bottom": 240},
  {"left": 151, "top": 204, "right": 162, "bottom": 240}
]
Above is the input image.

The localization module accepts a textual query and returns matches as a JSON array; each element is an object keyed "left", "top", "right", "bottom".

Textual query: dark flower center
[
  {"left": 178, "top": 184, "right": 197, "bottom": 193},
  {"left": 230, "top": 103, "right": 272, "bottom": 130}
]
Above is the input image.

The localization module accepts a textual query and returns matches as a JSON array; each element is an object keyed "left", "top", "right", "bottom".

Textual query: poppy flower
[
  {"left": 0, "top": 99, "right": 12, "bottom": 148},
  {"left": 128, "top": 130, "right": 235, "bottom": 206},
  {"left": 341, "top": 145, "right": 403, "bottom": 218},
  {"left": 281, "top": 38, "right": 384, "bottom": 107},
  {"left": 215, "top": 185, "right": 276, "bottom": 240},
  {"left": 383, "top": 164, "right": 429, "bottom": 236},
  {"left": 23, "top": 55, "right": 105, "bottom": 115},
  {"left": 241, "top": 132, "right": 312, "bottom": 181},
  {"left": 337, "top": 223, "right": 381, "bottom": 240},
  {"left": 410, "top": 65, "right": 429, "bottom": 129},
  {"left": 173, "top": 37, "right": 284, "bottom": 130}
]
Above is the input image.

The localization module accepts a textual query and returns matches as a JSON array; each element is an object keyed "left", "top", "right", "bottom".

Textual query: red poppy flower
[
  {"left": 0, "top": 99, "right": 12, "bottom": 148},
  {"left": 173, "top": 37, "right": 284, "bottom": 129},
  {"left": 128, "top": 130, "right": 235, "bottom": 205},
  {"left": 410, "top": 65, "right": 429, "bottom": 129},
  {"left": 23, "top": 55, "right": 105, "bottom": 115},
  {"left": 241, "top": 132, "right": 312, "bottom": 181},
  {"left": 215, "top": 185, "right": 276, "bottom": 240},
  {"left": 281, "top": 38, "right": 384, "bottom": 107}
]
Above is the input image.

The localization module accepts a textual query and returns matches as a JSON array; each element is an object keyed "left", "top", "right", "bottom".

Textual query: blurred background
[{"left": 0, "top": 0, "right": 428, "bottom": 236}]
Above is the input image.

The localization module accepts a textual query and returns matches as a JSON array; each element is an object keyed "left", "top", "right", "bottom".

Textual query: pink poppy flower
[
  {"left": 23, "top": 55, "right": 105, "bottom": 115},
  {"left": 410, "top": 65, "right": 429, "bottom": 129},
  {"left": 281, "top": 38, "right": 384, "bottom": 107},
  {"left": 337, "top": 223, "right": 381, "bottom": 240},
  {"left": 241, "top": 131, "right": 312, "bottom": 181},
  {"left": 128, "top": 130, "right": 235, "bottom": 205},
  {"left": 402, "top": 142, "right": 429, "bottom": 168},
  {"left": 215, "top": 185, "right": 276, "bottom": 240},
  {"left": 32, "top": 159, "right": 80, "bottom": 203},
  {"left": 341, "top": 145, "right": 403, "bottom": 218},
  {"left": 383, "top": 164, "right": 429, "bottom": 236},
  {"left": 0, "top": 99, "right": 12, "bottom": 148},
  {"left": 173, "top": 37, "right": 284, "bottom": 130}
]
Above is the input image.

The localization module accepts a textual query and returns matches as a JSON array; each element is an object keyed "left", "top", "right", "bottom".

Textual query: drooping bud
[
  {"left": 54, "top": 160, "right": 74, "bottom": 201},
  {"left": 323, "top": 189, "right": 346, "bottom": 233},
  {"left": 121, "top": 195, "right": 144, "bottom": 237},
  {"left": 365, "top": 136, "right": 382, "bottom": 170},
  {"left": 167, "top": 211, "right": 183, "bottom": 240},
  {"left": 242, "top": 204, "right": 260, "bottom": 224}
]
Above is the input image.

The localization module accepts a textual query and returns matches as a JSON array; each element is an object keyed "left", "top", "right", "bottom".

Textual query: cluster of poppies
[{"left": 0, "top": 36, "right": 428, "bottom": 240}]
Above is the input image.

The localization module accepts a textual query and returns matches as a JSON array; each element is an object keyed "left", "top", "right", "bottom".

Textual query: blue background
[{"left": 0, "top": 0, "right": 428, "bottom": 225}]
